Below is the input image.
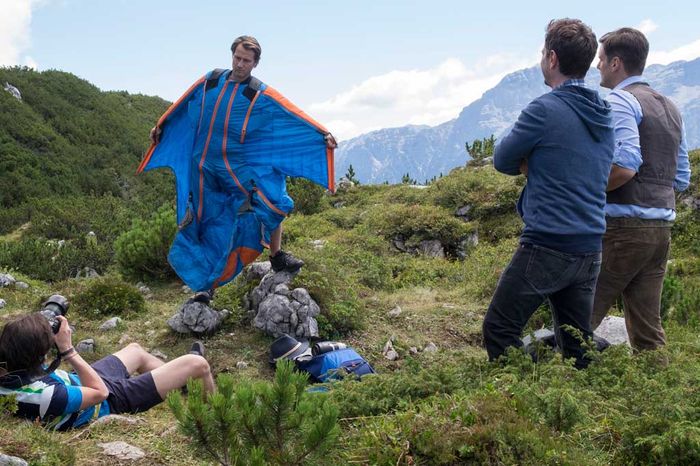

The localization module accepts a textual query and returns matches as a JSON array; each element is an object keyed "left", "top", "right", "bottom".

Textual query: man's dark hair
[
  {"left": 544, "top": 18, "right": 598, "bottom": 78},
  {"left": 600, "top": 27, "right": 649, "bottom": 75},
  {"left": 230, "top": 35, "right": 262, "bottom": 64},
  {"left": 0, "top": 314, "right": 53, "bottom": 376}
]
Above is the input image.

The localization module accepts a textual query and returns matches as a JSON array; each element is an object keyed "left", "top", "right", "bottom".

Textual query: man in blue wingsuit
[{"left": 138, "top": 35, "right": 337, "bottom": 297}]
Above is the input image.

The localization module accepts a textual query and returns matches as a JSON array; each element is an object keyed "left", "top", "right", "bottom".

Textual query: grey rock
[
  {"left": 181, "top": 285, "right": 192, "bottom": 294},
  {"left": 3, "top": 82, "right": 22, "bottom": 100},
  {"left": 291, "top": 288, "right": 311, "bottom": 305},
  {"left": 76, "top": 339, "right": 95, "bottom": 353},
  {"left": 250, "top": 270, "right": 320, "bottom": 338},
  {"left": 0, "top": 299, "right": 6, "bottom": 309},
  {"left": 14, "top": 281, "right": 29, "bottom": 290},
  {"left": 333, "top": 201, "right": 346, "bottom": 208},
  {"left": 57, "top": 239, "right": 65, "bottom": 248},
  {"left": 418, "top": 240, "right": 445, "bottom": 258},
  {"left": 383, "top": 340, "right": 399, "bottom": 361},
  {"left": 680, "top": 195, "right": 700, "bottom": 210},
  {"left": 99, "top": 317, "right": 122, "bottom": 331},
  {"left": 236, "top": 361, "right": 248, "bottom": 369},
  {"left": 337, "top": 177, "right": 355, "bottom": 190},
  {"left": 388, "top": 305, "right": 402, "bottom": 318},
  {"left": 455, "top": 205, "right": 472, "bottom": 221},
  {"left": 168, "top": 300, "right": 229, "bottom": 335},
  {"left": 594, "top": 316, "right": 631, "bottom": 347},
  {"left": 75, "top": 267, "right": 99, "bottom": 279},
  {"left": 310, "top": 239, "right": 326, "bottom": 250},
  {"left": 136, "top": 283, "right": 152, "bottom": 297},
  {"left": 392, "top": 236, "right": 408, "bottom": 252},
  {"left": 118, "top": 334, "right": 131, "bottom": 345},
  {"left": 409, "top": 346, "right": 419, "bottom": 355},
  {"left": 98, "top": 441, "right": 145, "bottom": 461},
  {"left": 245, "top": 261, "right": 272, "bottom": 281},
  {"left": 0, "top": 453, "right": 28, "bottom": 466},
  {"left": 0, "top": 273, "right": 16, "bottom": 287},
  {"left": 521, "top": 328, "right": 556, "bottom": 348},
  {"left": 150, "top": 349, "right": 168, "bottom": 361},
  {"left": 93, "top": 414, "right": 143, "bottom": 426},
  {"left": 423, "top": 342, "right": 438, "bottom": 353},
  {"left": 456, "top": 232, "right": 479, "bottom": 259}
]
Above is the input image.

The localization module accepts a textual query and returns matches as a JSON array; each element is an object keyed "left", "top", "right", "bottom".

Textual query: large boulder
[
  {"left": 168, "top": 299, "right": 230, "bottom": 335},
  {"left": 248, "top": 269, "right": 320, "bottom": 338},
  {"left": 593, "top": 316, "right": 631, "bottom": 346}
]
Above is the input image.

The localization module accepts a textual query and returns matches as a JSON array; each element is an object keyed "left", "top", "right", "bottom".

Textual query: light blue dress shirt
[{"left": 605, "top": 75, "right": 691, "bottom": 221}]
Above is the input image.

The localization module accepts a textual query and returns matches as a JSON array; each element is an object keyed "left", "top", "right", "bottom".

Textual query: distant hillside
[
  {"left": 0, "top": 67, "right": 171, "bottom": 231},
  {"left": 337, "top": 58, "right": 700, "bottom": 183}
]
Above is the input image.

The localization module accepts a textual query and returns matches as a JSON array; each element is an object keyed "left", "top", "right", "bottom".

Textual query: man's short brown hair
[
  {"left": 544, "top": 18, "right": 597, "bottom": 78},
  {"left": 600, "top": 28, "right": 649, "bottom": 75},
  {"left": 230, "top": 35, "right": 261, "bottom": 64}
]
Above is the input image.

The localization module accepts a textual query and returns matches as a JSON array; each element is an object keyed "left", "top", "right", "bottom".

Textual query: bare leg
[
  {"left": 270, "top": 224, "right": 283, "bottom": 256},
  {"left": 149, "top": 354, "right": 215, "bottom": 398},
  {"left": 112, "top": 343, "right": 164, "bottom": 374}
]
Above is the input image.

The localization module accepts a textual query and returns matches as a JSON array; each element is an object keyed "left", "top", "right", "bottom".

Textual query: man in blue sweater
[{"left": 482, "top": 18, "right": 614, "bottom": 369}]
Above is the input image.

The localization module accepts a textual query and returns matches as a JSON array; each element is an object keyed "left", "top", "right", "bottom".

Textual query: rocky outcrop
[
  {"left": 168, "top": 299, "right": 230, "bottom": 335},
  {"left": 248, "top": 268, "right": 320, "bottom": 338}
]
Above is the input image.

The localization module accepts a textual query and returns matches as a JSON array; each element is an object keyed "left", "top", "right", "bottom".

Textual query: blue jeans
[{"left": 483, "top": 243, "right": 602, "bottom": 369}]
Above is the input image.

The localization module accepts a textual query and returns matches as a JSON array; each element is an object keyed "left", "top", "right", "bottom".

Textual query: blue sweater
[{"left": 494, "top": 85, "right": 614, "bottom": 253}]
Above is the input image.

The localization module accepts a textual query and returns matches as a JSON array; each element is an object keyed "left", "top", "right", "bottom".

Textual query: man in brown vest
[{"left": 592, "top": 28, "right": 691, "bottom": 350}]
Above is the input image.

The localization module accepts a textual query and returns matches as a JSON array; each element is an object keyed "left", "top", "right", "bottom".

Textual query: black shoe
[
  {"left": 189, "top": 341, "right": 206, "bottom": 357},
  {"left": 193, "top": 290, "right": 213, "bottom": 304},
  {"left": 270, "top": 250, "right": 304, "bottom": 273}
]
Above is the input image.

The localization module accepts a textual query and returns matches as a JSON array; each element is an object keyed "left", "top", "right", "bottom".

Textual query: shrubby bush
[
  {"left": 114, "top": 205, "right": 177, "bottom": 281},
  {"left": 72, "top": 276, "right": 145, "bottom": 317},
  {"left": 286, "top": 177, "right": 327, "bottom": 215},
  {"left": 169, "top": 360, "right": 340, "bottom": 466},
  {"left": 0, "top": 236, "right": 111, "bottom": 282}
]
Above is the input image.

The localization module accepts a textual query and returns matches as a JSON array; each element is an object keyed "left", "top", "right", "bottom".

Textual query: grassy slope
[{"left": 0, "top": 140, "right": 698, "bottom": 462}]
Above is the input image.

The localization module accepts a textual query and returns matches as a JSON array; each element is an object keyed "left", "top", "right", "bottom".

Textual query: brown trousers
[{"left": 591, "top": 217, "right": 672, "bottom": 350}]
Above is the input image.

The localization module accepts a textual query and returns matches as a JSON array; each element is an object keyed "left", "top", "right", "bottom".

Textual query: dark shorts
[{"left": 91, "top": 355, "right": 163, "bottom": 414}]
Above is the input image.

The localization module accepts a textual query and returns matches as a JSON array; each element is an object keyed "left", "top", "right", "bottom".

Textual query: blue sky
[{"left": 3, "top": 0, "right": 700, "bottom": 139}]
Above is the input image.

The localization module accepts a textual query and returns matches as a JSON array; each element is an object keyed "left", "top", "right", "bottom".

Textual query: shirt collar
[
  {"left": 558, "top": 78, "right": 586, "bottom": 89},
  {"left": 614, "top": 75, "right": 644, "bottom": 90}
]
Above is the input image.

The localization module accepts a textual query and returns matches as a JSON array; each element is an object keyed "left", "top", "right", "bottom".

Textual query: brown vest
[{"left": 606, "top": 82, "right": 682, "bottom": 209}]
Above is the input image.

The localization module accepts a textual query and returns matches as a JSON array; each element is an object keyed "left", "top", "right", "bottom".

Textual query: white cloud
[
  {"left": 648, "top": 38, "right": 700, "bottom": 65},
  {"left": 636, "top": 19, "right": 658, "bottom": 35},
  {"left": 310, "top": 52, "right": 536, "bottom": 140},
  {"left": 0, "top": 0, "right": 42, "bottom": 67}
]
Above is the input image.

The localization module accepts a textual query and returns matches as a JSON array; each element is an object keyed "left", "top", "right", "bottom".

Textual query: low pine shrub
[
  {"left": 72, "top": 276, "right": 145, "bottom": 317},
  {"left": 114, "top": 204, "right": 176, "bottom": 281},
  {"left": 168, "top": 360, "right": 340, "bottom": 466}
]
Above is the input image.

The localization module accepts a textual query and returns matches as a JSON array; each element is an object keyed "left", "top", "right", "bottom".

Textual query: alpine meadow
[{"left": 1, "top": 66, "right": 700, "bottom": 465}]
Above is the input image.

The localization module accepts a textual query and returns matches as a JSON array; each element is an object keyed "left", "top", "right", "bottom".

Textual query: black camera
[
  {"left": 312, "top": 341, "right": 347, "bottom": 355},
  {"left": 39, "top": 294, "right": 69, "bottom": 334}
]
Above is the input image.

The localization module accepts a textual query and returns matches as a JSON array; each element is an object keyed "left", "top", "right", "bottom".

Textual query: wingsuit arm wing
[{"left": 136, "top": 75, "right": 207, "bottom": 223}]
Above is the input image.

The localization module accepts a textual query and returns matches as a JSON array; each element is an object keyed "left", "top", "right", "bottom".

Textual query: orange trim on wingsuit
[
  {"left": 254, "top": 189, "right": 288, "bottom": 217},
  {"left": 262, "top": 87, "right": 329, "bottom": 133},
  {"left": 326, "top": 147, "right": 335, "bottom": 193},
  {"left": 263, "top": 86, "right": 336, "bottom": 193},
  {"left": 221, "top": 84, "right": 249, "bottom": 196},
  {"left": 197, "top": 80, "right": 231, "bottom": 221},
  {"left": 240, "top": 90, "right": 261, "bottom": 143},
  {"left": 213, "top": 246, "right": 261, "bottom": 288},
  {"left": 137, "top": 75, "right": 206, "bottom": 174}
]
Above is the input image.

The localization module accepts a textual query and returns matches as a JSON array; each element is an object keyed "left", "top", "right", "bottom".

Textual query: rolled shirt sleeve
[
  {"left": 674, "top": 121, "right": 691, "bottom": 192},
  {"left": 607, "top": 89, "right": 643, "bottom": 172}
]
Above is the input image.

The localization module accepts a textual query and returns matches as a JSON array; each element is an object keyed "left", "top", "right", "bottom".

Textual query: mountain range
[{"left": 336, "top": 57, "right": 700, "bottom": 184}]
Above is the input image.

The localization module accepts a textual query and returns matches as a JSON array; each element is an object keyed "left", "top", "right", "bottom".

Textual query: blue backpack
[{"left": 296, "top": 348, "right": 375, "bottom": 383}]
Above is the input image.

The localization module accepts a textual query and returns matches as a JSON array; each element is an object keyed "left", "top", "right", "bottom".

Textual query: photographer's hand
[{"left": 54, "top": 316, "right": 73, "bottom": 353}]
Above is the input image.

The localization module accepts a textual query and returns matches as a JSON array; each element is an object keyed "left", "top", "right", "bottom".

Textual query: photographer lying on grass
[{"left": 0, "top": 313, "right": 214, "bottom": 430}]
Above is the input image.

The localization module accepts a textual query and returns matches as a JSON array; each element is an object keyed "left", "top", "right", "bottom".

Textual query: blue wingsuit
[{"left": 138, "top": 69, "right": 335, "bottom": 291}]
